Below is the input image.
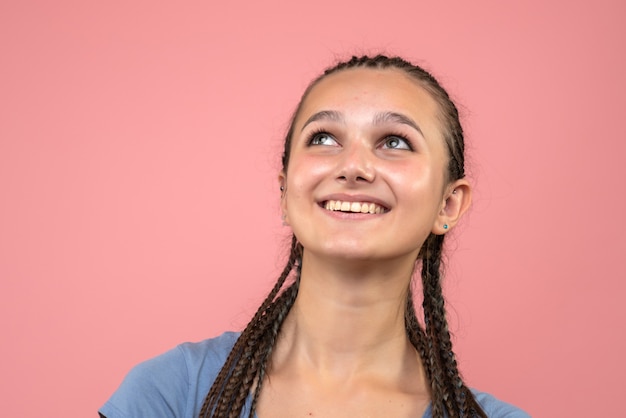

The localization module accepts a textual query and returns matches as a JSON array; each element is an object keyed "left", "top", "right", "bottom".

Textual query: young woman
[{"left": 99, "top": 55, "right": 529, "bottom": 418}]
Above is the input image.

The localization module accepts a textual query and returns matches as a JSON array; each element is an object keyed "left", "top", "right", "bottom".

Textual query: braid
[
  {"left": 420, "top": 234, "right": 456, "bottom": 416},
  {"left": 404, "top": 291, "right": 428, "bottom": 371},
  {"left": 404, "top": 289, "right": 433, "bottom": 399},
  {"left": 247, "top": 273, "right": 300, "bottom": 417},
  {"left": 419, "top": 234, "right": 487, "bottom": 418},
  {"left": 205, "top": 54, "right": 485, "bottom": 418},
  {"left": 199, "top": 236, "right": 301, "bottom": 418}
]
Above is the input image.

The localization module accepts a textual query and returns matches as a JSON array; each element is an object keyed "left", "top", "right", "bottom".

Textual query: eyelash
[
  {"left": 306, "top": 129, "right": 336, "bottom": 146},
  {"left": 305, "top": 128, "right": 415, "bottom": 151},
  {"left": 381, "top": 132, "right": 414, "bottom": 151}
]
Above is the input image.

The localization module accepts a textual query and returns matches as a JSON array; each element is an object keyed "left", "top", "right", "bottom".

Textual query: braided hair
[{"left": 199, "top": 55, "right": 486, "bottom": 418}]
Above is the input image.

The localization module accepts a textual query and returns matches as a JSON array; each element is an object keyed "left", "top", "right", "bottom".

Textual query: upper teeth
[{"left": 324, "top": 200, "right": 384, "bottom": 214}]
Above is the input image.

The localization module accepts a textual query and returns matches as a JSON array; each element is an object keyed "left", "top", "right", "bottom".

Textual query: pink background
[{"left": 1, "top": 1, "right": 624, "bottom": 416}]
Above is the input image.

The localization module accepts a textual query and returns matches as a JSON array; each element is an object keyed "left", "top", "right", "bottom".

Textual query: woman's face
[{"left": 281, "top": 68, "right": 460, "bottom": 264}]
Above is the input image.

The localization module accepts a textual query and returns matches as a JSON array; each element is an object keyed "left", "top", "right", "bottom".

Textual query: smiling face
[{"left": 281, "top": 68, "right": 467, "bottom": 264}]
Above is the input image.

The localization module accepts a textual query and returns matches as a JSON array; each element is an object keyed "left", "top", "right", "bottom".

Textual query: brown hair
[{"left": 200, "top": 55, "right": 486, "bottom": 418}]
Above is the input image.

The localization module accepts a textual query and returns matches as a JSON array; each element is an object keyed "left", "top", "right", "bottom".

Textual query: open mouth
[{"left": 322, "top": 200, "right": 389, "bottom": 214}]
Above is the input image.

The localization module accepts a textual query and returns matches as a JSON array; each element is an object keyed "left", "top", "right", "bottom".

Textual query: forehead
[{"left": 296, "top": 68, "right": 441, "bottom": 131}]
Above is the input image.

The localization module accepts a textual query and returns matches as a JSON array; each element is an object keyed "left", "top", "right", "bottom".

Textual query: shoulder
[
  {"left": 99, "top": 332, "right": 240, "bottom": 418},
  {"left": 472, "top": 389, "right": 530, "bottom": 418},
  {"left": 178, "top": 331, "right": 239, "bottom": 376}
]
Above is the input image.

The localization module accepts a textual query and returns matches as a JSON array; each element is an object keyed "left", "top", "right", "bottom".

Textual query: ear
[
  {"left": 278, "top": 171, "right": 289, "bottom": 224},
  {"left": 432, "top": 179, "right": 472, "bottom": 235}
]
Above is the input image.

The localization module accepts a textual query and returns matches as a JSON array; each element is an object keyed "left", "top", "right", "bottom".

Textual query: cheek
[
  {"left": 386, "top": 161, "right": 434, "bottom": 188},
  {"left": 386, "top": 162, "right": 445, "bottom": 208},
  {"left": 287, "top": 154, "right": 334, "bottom": 191}
]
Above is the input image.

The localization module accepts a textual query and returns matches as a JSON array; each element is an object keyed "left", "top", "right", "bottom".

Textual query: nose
[{"left": 336, "top": 141, "right": 375, "bottom": 184}]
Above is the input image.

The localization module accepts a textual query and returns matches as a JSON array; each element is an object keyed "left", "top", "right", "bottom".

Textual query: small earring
[
  {"left": 452, "top": 189, "right": 457, "bottom": 194},
  {"left": 281, "top": 214, "right": 288, "bottom": 226},
  {"left": 443, "top": 224, "right": 449, "bottom": 230},
  {"left": 280, "top": 186, "right": 284, "bottom": 191}
]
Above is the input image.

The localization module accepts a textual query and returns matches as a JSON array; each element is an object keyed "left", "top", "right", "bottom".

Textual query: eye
[
  {"left": 308, "top": 131, "right": 339, "bottom": 147},
  {"left": 381, "top": 135, "right": 412, "bottom": 150}
]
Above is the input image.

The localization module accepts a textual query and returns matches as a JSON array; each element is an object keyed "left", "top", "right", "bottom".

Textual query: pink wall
[{"left": 1, "top": 1, "right": 624, "bottom": 416}]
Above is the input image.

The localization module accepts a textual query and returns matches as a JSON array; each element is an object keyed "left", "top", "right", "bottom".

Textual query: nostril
[{"left": 336, "top": 161, "right": 375, "bottom": 183}]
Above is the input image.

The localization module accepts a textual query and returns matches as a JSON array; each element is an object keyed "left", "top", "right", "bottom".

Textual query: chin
[{"left": 311, "top": 242, "right": 396, "bottom": 262}]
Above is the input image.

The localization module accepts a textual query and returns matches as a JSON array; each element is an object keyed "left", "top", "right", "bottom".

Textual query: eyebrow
[
  {"left": 301, "top": 110, "right": 344, "bottom": 132},
  {"left": 301, "top": 110, "right": 423, "bottom": 137},
  {"left": 373, "top": 111, "right": 423, "bottom": 136}
]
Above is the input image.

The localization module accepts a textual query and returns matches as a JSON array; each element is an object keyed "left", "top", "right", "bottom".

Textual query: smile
[{"left": 323, "top": 200, "right": 388, "bottom": 214}]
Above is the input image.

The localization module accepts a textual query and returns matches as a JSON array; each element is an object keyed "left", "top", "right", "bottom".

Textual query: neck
[{"left": 274, "top": 251, "right": 420, "bottom": 380}]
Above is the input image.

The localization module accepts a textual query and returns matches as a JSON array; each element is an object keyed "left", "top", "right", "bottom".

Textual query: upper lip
[{"left": 317, "top": 193, "right": 391, "bottom": 211}]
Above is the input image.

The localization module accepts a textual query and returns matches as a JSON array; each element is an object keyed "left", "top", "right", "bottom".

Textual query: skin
[{"left": 256, "top": 68, "right": 471, "bottom": 418}]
